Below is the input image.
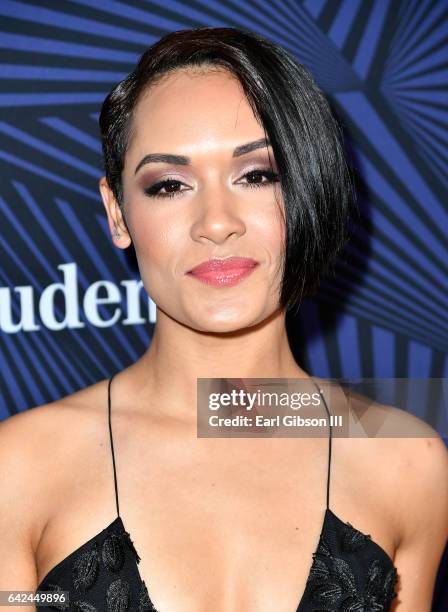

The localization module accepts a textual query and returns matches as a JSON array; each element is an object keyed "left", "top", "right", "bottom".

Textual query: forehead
[{"left": 128, "top": 68, "right": 264, "bottom": 156}]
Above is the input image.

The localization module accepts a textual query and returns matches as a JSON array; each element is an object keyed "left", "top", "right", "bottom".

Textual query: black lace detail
[
  {"left": 122, "top": 529, "right": 142, "bottom": 564},
  {"left": 38, "top": 523, "right": 160, "bottom": 612},
  {"left": 45, "top": 583, "right": 70, "bottom": 610},
  {"left": 138, "top": 580, "right": 159, "bottom": 612},
  {"left": 105, "top": 577, "right": 131, "bottom": 612},
  {"left": 71, "top": 602, "right": 98, "bottom": 612},
  {"left": 341, "top": 523, "right": 372, "bottom": 553},
  {"left": 102, "top": 533, "right": 125, "bottom": 573},
  {"left": 72, "top": 543, "right": 100, "bottom": 592},
  {"left": 305, "top": 520, "right": 399, "bottom": 611}
]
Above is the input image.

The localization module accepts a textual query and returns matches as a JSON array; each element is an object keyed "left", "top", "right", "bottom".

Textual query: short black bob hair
[{"left": 99, "top": 26, "right": 355, "bottom": 315}]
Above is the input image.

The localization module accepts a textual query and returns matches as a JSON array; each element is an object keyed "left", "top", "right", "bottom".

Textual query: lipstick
[{"left": 186, "top": 256, "right": 259, "bottom": 287}]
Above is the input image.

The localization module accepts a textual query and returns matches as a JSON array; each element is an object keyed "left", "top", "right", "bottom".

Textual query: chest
[{"left": 37, "top": 436, "right": 396, "bottom": 611}]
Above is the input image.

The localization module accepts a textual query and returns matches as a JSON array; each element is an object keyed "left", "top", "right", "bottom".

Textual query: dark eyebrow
[
  {"left": 233, "top": 137, "right": 271, "bottom": 157},
  {"left": 134, "top": 138, "right": 271, "bottom": 174}
]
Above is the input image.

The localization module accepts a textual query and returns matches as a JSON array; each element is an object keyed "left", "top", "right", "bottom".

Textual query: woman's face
[{"left": 101, "top": 68, "right": 285, "bottom": 333}]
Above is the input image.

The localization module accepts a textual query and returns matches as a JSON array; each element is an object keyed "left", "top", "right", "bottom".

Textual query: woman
[{"left": 0, "top": 27, "right": 447, "bottom": 612}]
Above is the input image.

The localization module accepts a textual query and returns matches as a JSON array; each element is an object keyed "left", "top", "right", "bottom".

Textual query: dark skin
[{"left": 0, "top": 68, "right": 447, "bottom": 611}]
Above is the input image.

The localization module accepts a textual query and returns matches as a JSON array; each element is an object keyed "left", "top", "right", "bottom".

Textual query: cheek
[
  {"left": 253, "top": 202, "right": 285, "bottom": 258},
  {"left": 127, "top": 203, "right": 186, "bottom": 269}
]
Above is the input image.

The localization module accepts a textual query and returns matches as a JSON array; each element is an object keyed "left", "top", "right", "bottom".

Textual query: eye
[
  {"left": 238, "top": 169, "right": 280, "bottom": 189},
  {"left": 143, "top": 168, "right": 280, "bottom": 200},
  {"left": 144, "top": 178, "right": 189, "bottom": 199}
]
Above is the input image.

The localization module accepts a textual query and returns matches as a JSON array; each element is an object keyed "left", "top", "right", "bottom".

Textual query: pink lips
[{"left": 186, "top": 256, "right": 259, "bottom": 287}]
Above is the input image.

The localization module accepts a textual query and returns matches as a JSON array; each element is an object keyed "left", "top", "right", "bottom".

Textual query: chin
[{"left": 187, "top": 308, "right": 266, "bottom": 334}]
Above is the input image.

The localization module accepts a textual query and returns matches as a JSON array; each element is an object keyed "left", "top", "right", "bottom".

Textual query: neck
[{"left": 124, "top": 307, "right": 309, "bottom": 421}]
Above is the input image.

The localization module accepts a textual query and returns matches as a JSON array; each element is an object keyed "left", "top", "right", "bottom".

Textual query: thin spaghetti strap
[
  {"left": 108, "top": 374, "right": 120, "bottom": 518},
  {"left": 311, "top": 378, "right": 332, "bottom": 510}
]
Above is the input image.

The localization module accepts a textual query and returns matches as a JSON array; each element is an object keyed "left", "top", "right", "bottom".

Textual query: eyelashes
[{"left": 143, "top": 168, "right": 280, "bottom": 200}]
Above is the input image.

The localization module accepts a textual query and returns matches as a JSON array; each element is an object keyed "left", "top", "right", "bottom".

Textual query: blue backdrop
[{"left": 0, "top": 1, "right": 447, "bottom": 608}]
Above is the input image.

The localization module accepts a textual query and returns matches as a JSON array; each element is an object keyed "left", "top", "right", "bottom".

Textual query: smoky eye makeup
[
  {"left": 138, "top": 168, "right": 190, "bottom": 189},
  {"left": 232, "top": 154, "right": 279, "bottom": 188},
  {"left": 234, "top": 151, "right": 278, "bottom": 174},
  {"left": 236, "top": 163, "right": 278, "bottom": 179},
  {"left": 141, "top": 170, "right": 280, "bottom": 201},
  {"left": 138, "top": 167, "right": 189, "bottom": 184},
  {"left": 136, "top": 151, "right": 280, "bottom": 199}
]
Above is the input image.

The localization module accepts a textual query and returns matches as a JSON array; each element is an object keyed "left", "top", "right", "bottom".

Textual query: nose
[{"left": 190, "top": 183, "right": 246, "bottom": 245}]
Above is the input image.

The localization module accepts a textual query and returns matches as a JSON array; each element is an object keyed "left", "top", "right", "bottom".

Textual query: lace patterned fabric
[
  {"left": 297, "top": 510, "right": 398, "bottom": 611},
  {"left": 36, "top": 508, "right": 398, "bottom": 612},
  {"left": 36, "top": 517, "right": 158, "bottom": 612}
]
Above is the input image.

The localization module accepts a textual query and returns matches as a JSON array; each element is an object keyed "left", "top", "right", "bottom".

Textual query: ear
[{"left": 99, "top": 176, "right": 132, "bottom": 249}]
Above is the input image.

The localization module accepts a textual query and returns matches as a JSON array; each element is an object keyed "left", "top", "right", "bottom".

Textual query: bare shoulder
[
  {"left": 373, "top": 401, "right": 448, "bottom": 544},
  {"left": 317, "top": 378, "right": 448, "bottom": 609},
  {"left": 341, "top": 385, "right": 447, "bottom": 515},
  {"left": 0, "top": 379, "right": 111, "bottom": 591},
  {"left": 0, "top": 378, "right": 109, "bottom": 453},
  {"left": 367, "top": 401, "right": 448, "bottom": 609},
  {"left": 347, "top": 390, "right": 447, "bottom": 500},
  {"left": 314, "top": 375, "right": 448, "bottom": 532},
  {"left": 0, "top": 378, "right": 110, "bottom": 537}
]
